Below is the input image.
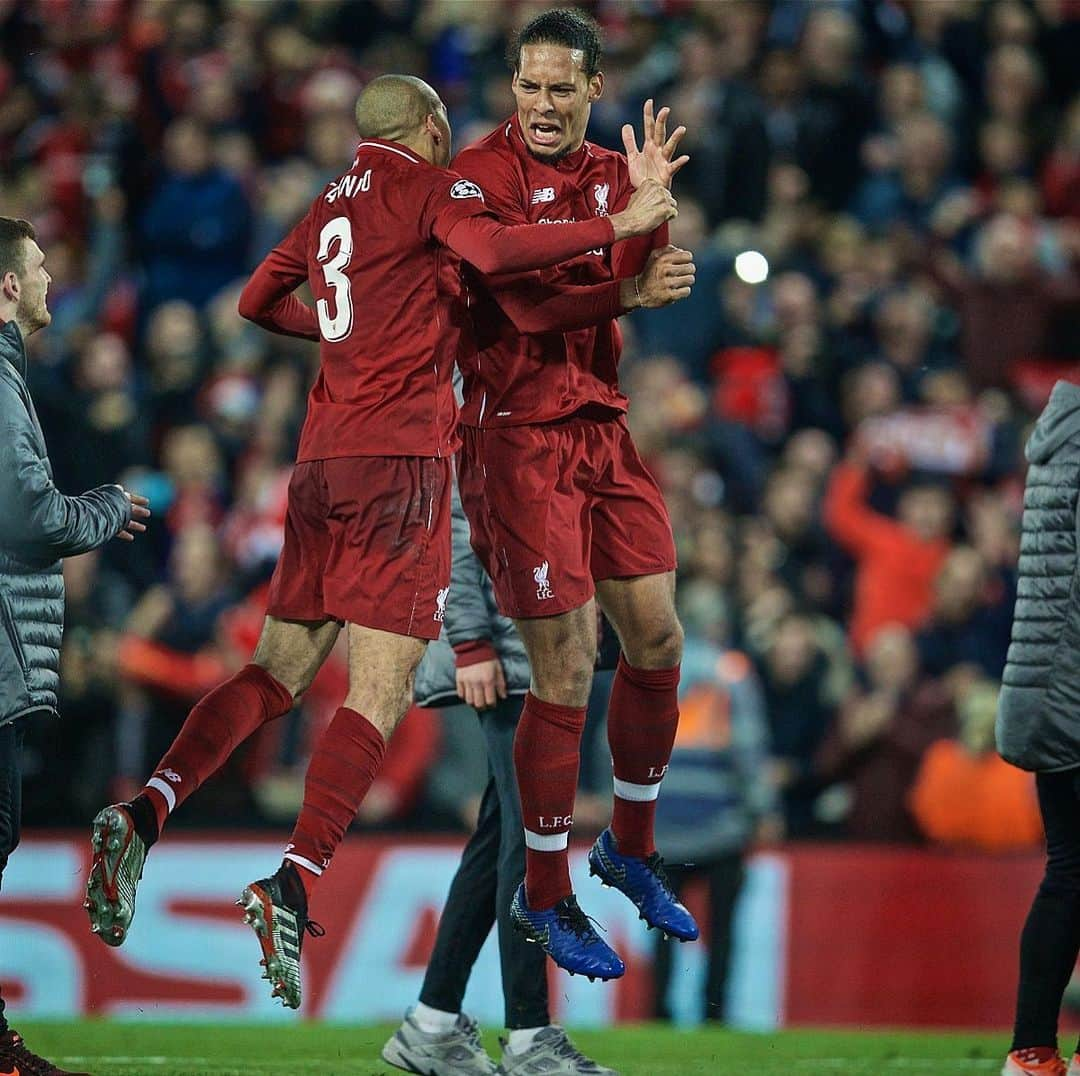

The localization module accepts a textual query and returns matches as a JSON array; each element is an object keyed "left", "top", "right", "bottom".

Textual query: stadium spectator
[
  {"left": 915, "top": 546, "right": 1014, "bottom": 679},
  {"left": 652, "top": 638, "right": 779, "bottom": 1024},
  {"left": 824, "top": 450, "right": 954, "bottom": 655},
  {"left": 911, "top": 678, "right": 1041, "bottom": 853},
  {"left": 138, "top": 116, "right": 253, "bottom": 311},
  {"left": 815, "top": 624, "right": 954, "bottom": 843}
]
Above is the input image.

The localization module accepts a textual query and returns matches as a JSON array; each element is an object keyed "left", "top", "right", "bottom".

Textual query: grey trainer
[
  {"left": 85, "top": 804, "right": 147, "bottom": 946},
  {"left": 381, "top": 1009, "right": 497, "bottom": 1075},
  {"left": 496, "top": 1027, "right": 619, "bottom": 1075}
]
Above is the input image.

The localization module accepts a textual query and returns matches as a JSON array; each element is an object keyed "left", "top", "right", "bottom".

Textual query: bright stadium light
[{"left": 734, "top": 250, "right": 769, "bottom": 284}]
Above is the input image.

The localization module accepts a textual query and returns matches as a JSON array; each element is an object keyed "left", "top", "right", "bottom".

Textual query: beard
[
  {"left": 528, "top": 144, "right": 575, "bottom": 164},
  {"left": 19, "top": 295, "right": 50, "bottom": 334}
]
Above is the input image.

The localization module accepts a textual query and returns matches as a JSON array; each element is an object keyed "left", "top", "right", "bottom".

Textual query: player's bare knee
[
  {"left": 624, "top": 619, "right": 684, "bottom": 669},
  {"left": 531, "top": 652, "right": 594, "bottom": 708}
]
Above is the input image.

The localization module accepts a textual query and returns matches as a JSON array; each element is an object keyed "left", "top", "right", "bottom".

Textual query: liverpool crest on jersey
[{"left": 593, "top": 183, "right": 610, "bottom": 217}]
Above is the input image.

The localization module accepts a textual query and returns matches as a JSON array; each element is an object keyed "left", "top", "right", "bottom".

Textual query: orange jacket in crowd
[
  {"left": 909, "top": 739, "right": 1043, "bottom": 852},
  {"left": 824, "top": 460, "right": 950, "bottom": 655}
]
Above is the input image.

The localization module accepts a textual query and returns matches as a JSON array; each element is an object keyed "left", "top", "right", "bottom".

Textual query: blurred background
[{"left": 2, "top": 0, "right": 1080, "bottom": 1033}]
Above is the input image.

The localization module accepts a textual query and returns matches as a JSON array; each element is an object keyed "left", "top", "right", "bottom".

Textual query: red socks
[
  {"left": 514, "top": 692, "right": 587, "bottom": 911},
  {"left": 141, "top": 664, "right": 294, "bottom": 833},
  {"left": 607, "top": 656, "right": 680, "bottom": 858},
  {"left": 284, "top": 707, "right": 387, "bottom": 890}
]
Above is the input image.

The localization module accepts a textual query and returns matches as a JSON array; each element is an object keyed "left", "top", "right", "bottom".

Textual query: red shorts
[
  {"left": 458, "top": 416, "right": 676, "bottom": 619},
  {"left": 266, "top": 456, "right": 451, "bottom": 640}
]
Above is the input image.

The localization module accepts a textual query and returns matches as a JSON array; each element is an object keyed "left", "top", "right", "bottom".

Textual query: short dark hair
[
  {"left": 0, "top": 217, "right": 35, "bottom": 279},
  {"left": 508, "top": 8, "right": 603, "bottom": 77}
]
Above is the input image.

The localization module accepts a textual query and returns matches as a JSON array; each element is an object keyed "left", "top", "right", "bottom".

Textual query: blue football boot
[
  {"left": 588, "top": 827, "right": 700, "bottom": 942},
  {"left": 509, "top": 883, "right": 625, "bottom": 981}
]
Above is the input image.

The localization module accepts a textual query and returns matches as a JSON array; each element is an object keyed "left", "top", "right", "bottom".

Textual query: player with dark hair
[
  {"left": 0, "top": 216, "right": 149, "bottom": 1076},
  {"left": 83, "top": 73, "right": 677, "bottom": 1010},
  {"left": 451, "top": 8, "right": 700, "bottom": 980}
]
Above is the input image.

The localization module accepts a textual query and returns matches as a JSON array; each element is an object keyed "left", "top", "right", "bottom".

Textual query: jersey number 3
[{"left": 316, "top": 216, "right": 354, "bottom": 342}]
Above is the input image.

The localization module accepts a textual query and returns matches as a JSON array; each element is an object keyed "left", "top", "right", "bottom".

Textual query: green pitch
[{"left": 17, "top": 1021, "right": 1011, "bottom": 1075}]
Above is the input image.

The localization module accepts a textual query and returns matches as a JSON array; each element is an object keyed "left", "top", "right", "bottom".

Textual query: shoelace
[
  {"left": 644, "top": 852, "right": 677, "bottom": 897},
  {"left": 459, "top": 1015, "right": 484, "bottom": 1050},
  {"left": 554, "top": 899, "right": 605, "bottom": 945},
  {"left": 549, "top": 1031, "right": 592, "bottom": 1064}
]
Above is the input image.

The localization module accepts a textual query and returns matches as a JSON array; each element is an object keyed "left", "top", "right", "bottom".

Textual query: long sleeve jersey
[{"left": 452, "top": 116, "right": 667, "bottom": 428}]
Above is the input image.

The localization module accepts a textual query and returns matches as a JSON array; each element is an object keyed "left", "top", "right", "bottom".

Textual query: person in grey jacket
[
  {"left": 0, "top": 216, "right": 149, "bottom": 1076},
  {"left": 383, "top": 477, "right": 615, "bottom": 1076},
  {"left": 997, "top": 379, "right": 1080, "bottom": 1075}
]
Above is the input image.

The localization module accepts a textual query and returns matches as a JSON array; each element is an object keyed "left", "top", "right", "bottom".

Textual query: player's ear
[
  {"left": 424, "top": 113, "right": 442, "bottom": 144},
  {"left": 587, "top": 71, "right": 604, "bottom": 103},
  {"left": 0, "top": 270, "right": 18, "bottom": 304}
]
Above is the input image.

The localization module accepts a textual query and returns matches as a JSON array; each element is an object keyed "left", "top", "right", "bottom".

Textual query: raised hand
[
  {"left": 622, "top": 98, "right": 690, "bottom": 191},
  {"left": 117, "top": 490, "right": 150, "bottom": 542},
  {"left": 610, "top": 179, "right": 678, "bottom": 241}
]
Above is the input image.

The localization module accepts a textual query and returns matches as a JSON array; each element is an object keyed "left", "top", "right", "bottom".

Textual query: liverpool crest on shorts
[
  {"left": 534, "top": 561, "right": 554, "bottom": 601},
  {"left": 434, "top": 585, "right": 450, "bottom": 621}
]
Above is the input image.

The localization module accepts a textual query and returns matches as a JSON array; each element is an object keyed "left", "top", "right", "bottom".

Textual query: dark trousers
[
  {"left": 653, "top": 852, "right": 744, "bottom": 1024},
  {"left": 419, "top": 695, "right": 548, "bottom": 1030},
  {"left": 0, "top": 720, "right": 24, "bottom": 1033},
  {"left": 1013, "top": 769, "right": 1080, "bottom": 1051}
]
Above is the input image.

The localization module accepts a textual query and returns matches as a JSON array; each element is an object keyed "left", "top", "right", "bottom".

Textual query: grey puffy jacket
[
  {"left": 0, "top": 320, "right": 131, "bottom": 727},
  {"left": 413, "top": 476, "right": 529, "bottom": 707},
  {"left": 997, "top": 380, "right": 1080, "bottom": 772}
]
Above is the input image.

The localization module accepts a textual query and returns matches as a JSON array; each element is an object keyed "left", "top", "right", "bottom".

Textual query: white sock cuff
[
  {"left": 613, "top": 776, "right": 662, "bottom": 802},
  {"left": 413, "top": 1001, "right": 459, "bottom": 1033},
  {"left": 146, "top": 777, "right": 177, "bottom": 813},
  {"left": 284, "top": 852, "right": 324, "bottom": 876},
  {"left": 523, "top": 828, "right": 569, "bottom": 851},
  {"left": 507, "top": 1026, "right": 547, "bottom": 1053}
]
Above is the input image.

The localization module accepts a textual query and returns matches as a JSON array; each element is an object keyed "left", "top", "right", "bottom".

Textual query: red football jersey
[
  {"left": 263, "top": 139, "right": 489, "bottom": 461},
  {"left": 452, "top": 116, "right": 664, "bottom": 428}
]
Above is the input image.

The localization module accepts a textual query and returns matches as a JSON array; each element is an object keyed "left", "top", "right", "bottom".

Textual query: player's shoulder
[{"left": 453, "top": 121, "right": 518, "bottom": 174}]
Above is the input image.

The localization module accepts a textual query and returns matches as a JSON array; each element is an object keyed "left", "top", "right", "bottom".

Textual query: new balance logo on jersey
[
  {"left": 531, "top": 186, "right": 556, "bottom": 204},
  {"left": 450, "top": 179, "right": 484, "bottom": 201},
  {"left": 162, "top": 769, "right": 182, "bottom": 784},
  {"left": 434, "top": 586, "right": 450, "bottom": 622},
  {"left": 534, "top": 561, "right": 554, "bottom": 601},
  {"left": 594, "top": 182, "right": 610, "bottom": 216}
]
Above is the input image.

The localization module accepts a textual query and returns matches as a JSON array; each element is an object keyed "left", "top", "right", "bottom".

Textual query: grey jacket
[
  {"left": 997, "top": 380, "right": 1080, "bottom": 771},
  {"left": 414, "top": 477, "right": 529, "bottom": 707},
  {"left": 0, "top": 320, "right": 130, "bottom": 727}
]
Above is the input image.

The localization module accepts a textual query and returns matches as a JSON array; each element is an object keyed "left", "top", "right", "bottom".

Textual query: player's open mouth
[{"left": 530, "top": 122, "right": 561, "bottom": 146}]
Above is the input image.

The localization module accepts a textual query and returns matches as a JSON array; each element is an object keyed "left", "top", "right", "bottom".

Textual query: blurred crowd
[{"left": 3, "top": 0, "right": 1079, "bottom": 853}]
